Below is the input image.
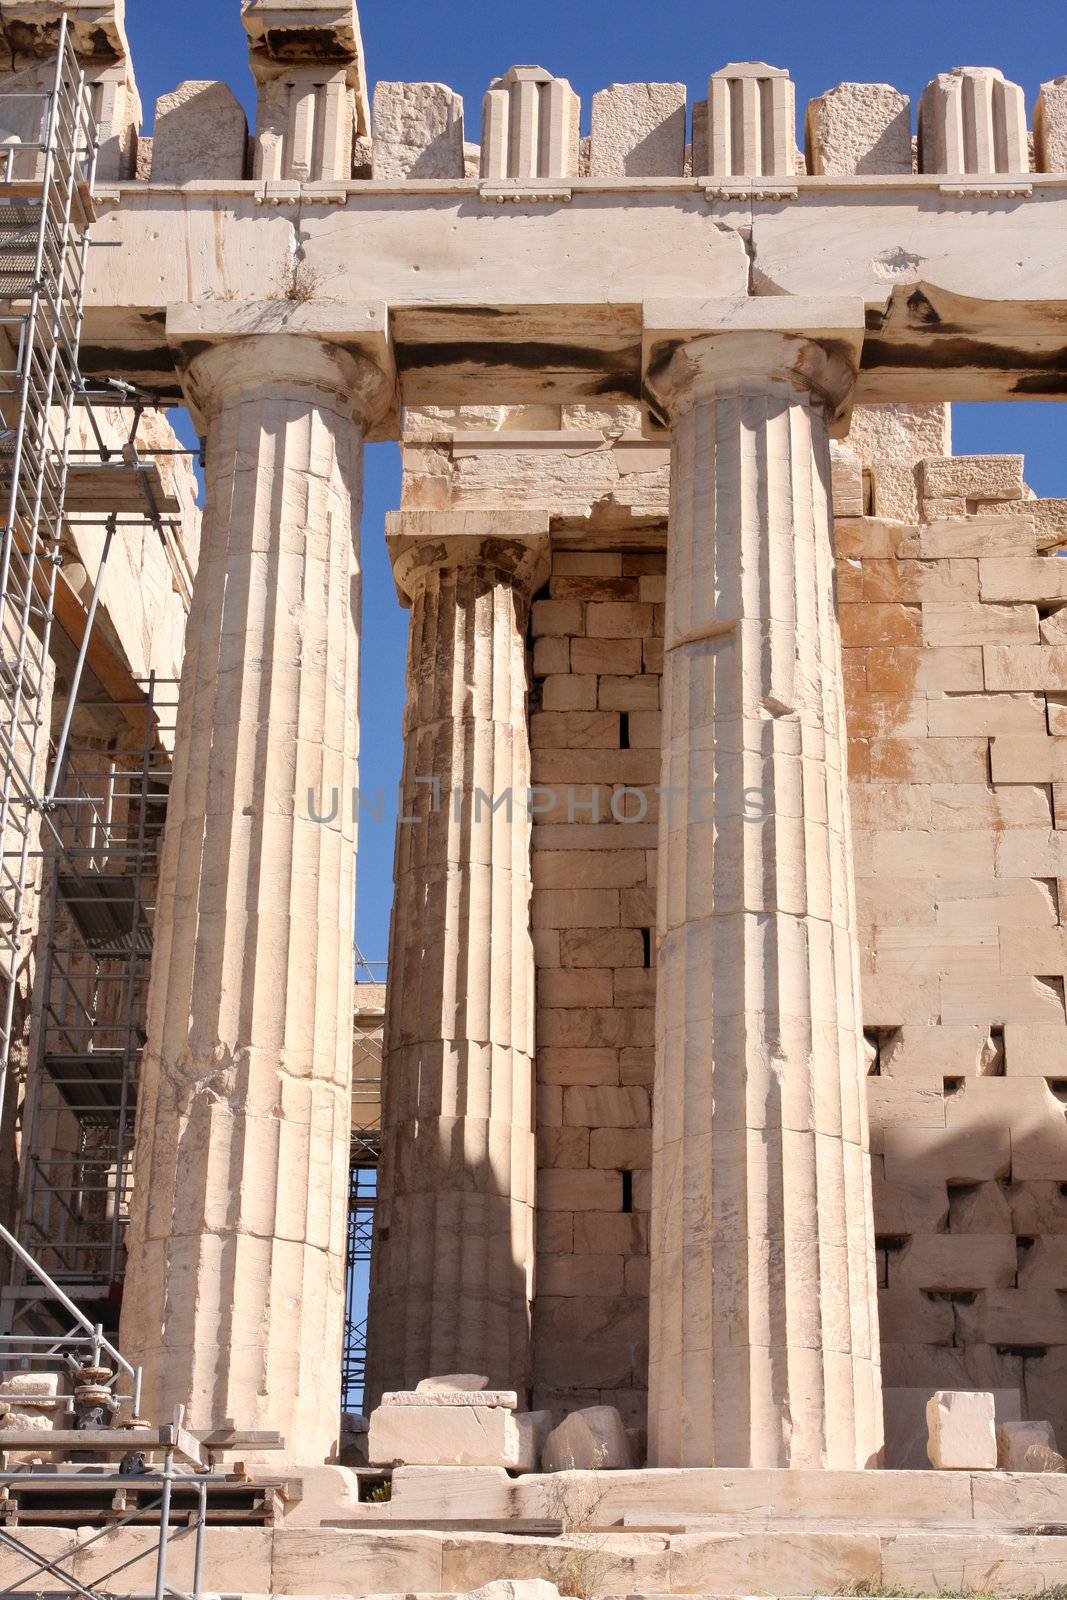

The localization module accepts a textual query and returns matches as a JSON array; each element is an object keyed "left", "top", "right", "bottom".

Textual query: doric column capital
[
  {"left": 386, "top": 510, "right": 551, "bottom": 605},
  {"left": 642, "top": 296, "right": 866, "bottom": 433},
  {"left": 166, "top": 301, "right": 398, "bottom": 436}
]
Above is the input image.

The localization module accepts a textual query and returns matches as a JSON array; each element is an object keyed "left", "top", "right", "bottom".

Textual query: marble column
[
  {"left": 120, "top": 335, "right": 388, "bottom": 1465},
  {"left": 365, "top": 514, "right": 548, "bottom": 1401},
  {"left": 646, "top": 332, "right": 882, "bottom": 1468}
]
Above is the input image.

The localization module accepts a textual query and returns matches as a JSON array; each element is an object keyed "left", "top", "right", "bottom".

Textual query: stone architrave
[
  {"left": 364, "top": 513, "right": 549, "bottom": 1403},
  {"left": 119, "top": 329, "right": 392, "bottom": 1466},
  {"left": 642, "top": 305, "right": 883, "bottom": 1469}
]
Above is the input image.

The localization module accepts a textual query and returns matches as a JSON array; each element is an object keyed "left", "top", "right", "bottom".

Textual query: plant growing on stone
[{"left": 536, "top": 1454, "right": 612, "bottom": 1600}]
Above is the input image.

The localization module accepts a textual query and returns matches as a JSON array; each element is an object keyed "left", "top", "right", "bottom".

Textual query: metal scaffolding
[
  {"left": 0, "top": 21, "right": 96, "bottom": 1118},
  {"left": 7, "top": 675, "right": 177, "bottom": 1329},
  {"left": 344, "top": 983, "right": 384, "bottom": 1415}
]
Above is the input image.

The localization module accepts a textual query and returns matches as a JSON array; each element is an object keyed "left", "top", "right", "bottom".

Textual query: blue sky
[{"left": 123, "top": 0, "right": 1067, "bottom": 959}]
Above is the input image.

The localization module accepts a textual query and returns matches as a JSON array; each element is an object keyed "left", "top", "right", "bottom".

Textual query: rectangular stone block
[
  {"left": 1002, "top": 1023, "right": 1067, "bottom": 1075},
  {"left": 926, "top": 1390, "right": 997, "bottom": 1469},
  {"left": 909, "top": 516, "right": 1038, "bottom": 559},
  {"left": 539, "top": 1168, "right": 623, "bottom": 1211},
  {"left": 923, "top": 603, "right": 1038, "bottom": 646},
  {"left": 563, "top": 1086, "right": 650, "bottom": 1128},
  {"left": 542, "top": 674, "right": 597, "bottom": 710},
  {"left": 531, "top": 711, "right": 620, "bottom": 748},
  {"left": 874, "top": 927, "right": 999, "bottom": 975},
  {"left": 571, "top": 637, "right": 643, "bottom": 675},
  {"left": 934, "top": 877, "right": 1058, "bottom": 929},
  {"left": 980, "top": 556, "right": 1067, "bottom": 602},
  {"left": 533, "top": 637, "right": 569, "bottom": 675},
  {"left": 883, "top": 1124, "right": 1010, "bottom": 1183},
  {"left": 532, "top": 889, "right": 620, "bottom": 929},
  {"left": 985, "top": 645, "right": 1067, "bottom": 691},
  {"left": 926, "top": 694, "right": 1046, "bottom": 736},
  {"left": 1037, "top": 77, "right": 1067, "bottom": 172},
  {"left": 539, "top": 1047, "right": 620, "bottom": 1086},
  {"left": 589, "top": 1127, "right": 652, "bottom": 1169},
  {"left": 560, "top": 927, "right": 645, "bottom": 967},
  {"left": 923, "top": 455, "right": 1025, "bottom": 500},
  {"left": 534, "top": 851, "right": 647, "bottom": 890},
  {"left": 271, "top": 1530, "right": 444, "bottom": 1596},
  {"left": 585, "top": 602, "right": 653, "bottom": 638},
  {"left": 940, "top": 974, "right": 1067, "bottom": 1024},
  {"left": 863, "top": 559, "right": 979, "bottom": 604},
  {"left": 869, "top": 737, "right": 990, "bottom": 783},
  {"left": 368, "top": 1402, "right": 539, "bottom": 1468},
  {"left": 871, "top": 831, "right": 995, "bottom": 879},
  {"left": 372, "top": 81, "right": 466, "bottom": 179},
  {"left": 598, "top": 675, "right": 660, "bottom": 710},
  {"left": 840, "top": 602, "right": 921, "bottom": 646},
  {"left": 539, "top": 968, "right": 614, "bottom": 1009},
  {"left": 806, "top": 82, "right": 912, "bottom": 176},
  {"left": 532, "top": 599, "right": 583, "bottom": 636},
  {"left": 538, "top": 1253, "right": 624, "bottom": 1297},
  {"left": 589, "top": 82, "right": 686, "bottom": 176},
  {"left": 990, "top": 735, "right": 1067, "bottom": 783}
]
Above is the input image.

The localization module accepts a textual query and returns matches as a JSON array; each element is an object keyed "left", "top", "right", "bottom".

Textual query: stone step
[
  {"left": 385, "top": 1463, "right": 1067, "bottom": 1530},
  {"left": 6, "top": 1520, "right": 1067, "bottom": 1597}
]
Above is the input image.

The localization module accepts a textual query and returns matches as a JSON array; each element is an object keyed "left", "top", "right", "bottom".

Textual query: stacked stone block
[
  {"left": 529, "top": 547, "right": 664, "bottom": 1426},
  {"left": 840, "top": 431, "right": 1067, "bottom": 1451}
]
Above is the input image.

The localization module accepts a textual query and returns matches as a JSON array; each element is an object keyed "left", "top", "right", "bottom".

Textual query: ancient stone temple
[{"left": 0, "top": 2, "right": 1065, "bottom": 1597}]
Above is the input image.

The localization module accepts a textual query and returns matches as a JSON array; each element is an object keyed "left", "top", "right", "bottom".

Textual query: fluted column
[
  {"left": 120, "top": 334, "right": 389, "bottom": 1465},
  {"left": 365, "top": 514, "right": 549, "bottom": 1402},
  {"left": 646, "top": 331, "right": 882, "bottom": 1468}
]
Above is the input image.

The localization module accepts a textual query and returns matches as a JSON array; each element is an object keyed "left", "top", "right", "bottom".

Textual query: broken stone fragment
[
  {"left": 541, "top": 1404, "right": 632, "bottom": 1471},
  {"left": 996, "top": 1419, "right": 1067, "bottom": 1472},
  {"left": 382, "top": 1389, "right": 516, "bottom": 1408},
  {"left": 416, "top": 1373, "right": 489, "bottom": 1394}
]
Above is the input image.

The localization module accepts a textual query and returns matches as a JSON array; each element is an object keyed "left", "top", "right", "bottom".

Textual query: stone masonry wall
[
  {"left": 840, "top": 444, "right": 1067, "bottom": 1454},
  {"left": 528, "top": 544, "right": 664, "bottom": 1428}
]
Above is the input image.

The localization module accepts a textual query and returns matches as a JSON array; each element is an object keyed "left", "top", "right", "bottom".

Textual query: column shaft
[
  {"left": 366, "top": 532, "right": 545, "bottom": 1399},
  {"left": 121, "top": 338, "right": 372, "bottom": 1464},
  {"left": 648, "top": 341, "right": 882, "bottom": 1468}
]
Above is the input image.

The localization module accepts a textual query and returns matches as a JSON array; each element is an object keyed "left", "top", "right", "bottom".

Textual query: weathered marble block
[
  {"left": 589, "top": 82, "right": 685, "bottom": 177},
  {"left": 372, "top": 81, "right": 465, "bottom": 179},
  {"left": 1036, "top": 77, "right": 1067, "bottom": 171},
  {"left": 367, "top": 1401, "right": 546, "bottom": 1468},
  {"left": 997, "top": 1419, "right": 1067, "bottom": 1472},
  {"left": 805, "top": 82, "right": 912, "bottom": 175},
  {"left": 151, "top": 81, "right": 247, "bottom": 182},
  {"left": 542, "top": 1404, "right": 632, "bottom": 1471},
  {"left": 926, "top": 1390, "right": 997, "bottom": 1469}
]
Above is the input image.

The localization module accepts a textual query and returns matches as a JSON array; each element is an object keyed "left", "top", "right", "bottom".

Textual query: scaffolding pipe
[
  {"left": 0, "top": 1218, "right": 139, "bottom": 1388},
  {"left": 44, "top": 511, "right": 117, "bottom": 803}
]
